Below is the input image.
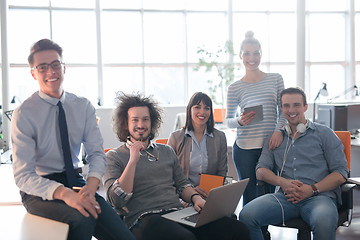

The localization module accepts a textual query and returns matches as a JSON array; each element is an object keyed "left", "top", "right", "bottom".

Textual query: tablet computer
[{"left": 243, "top": 105, "right": 263, "bottom": 124}]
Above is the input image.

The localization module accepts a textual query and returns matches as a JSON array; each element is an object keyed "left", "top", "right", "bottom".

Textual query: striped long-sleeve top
[{"left": 225, "top": 73, "right": 287, "bottom": 149}]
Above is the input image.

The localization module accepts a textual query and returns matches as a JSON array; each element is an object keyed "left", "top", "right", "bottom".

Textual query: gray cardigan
[
  {"left": 168, "top": 128, "right": 228, "bottom": 180},
  {"left": 104, "top": 143, "right": 190, "bottom": 228}
]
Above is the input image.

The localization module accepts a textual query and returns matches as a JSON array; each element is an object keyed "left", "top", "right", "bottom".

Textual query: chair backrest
[
  {"left": 174, "top": 112, "right": 186, "bottom": 130},
  {"left": 334, "top": 131, "right": 351, "bottom": 172},
  {"left": 104, "top": 148, "right": 113, "bottom": 153},
  {"left": 213, "top": 108, "right": 226, "bottom": 123},
  {"left": 155, "top": 138, "right": 168, "bottom": 144}
]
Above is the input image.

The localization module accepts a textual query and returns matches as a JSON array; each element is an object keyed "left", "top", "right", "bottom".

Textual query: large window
[
  {"left": 306, "top": 0, "right": 349, "bottom": 103},
  {"left": 3, "top": 0, "right": 360, "bottom": 108},
  {"left": 356, "top": 0, "right": 360, "bottom": 90},
  {"left": 232, "top": 4, "right": 296, "bottom": 88}
]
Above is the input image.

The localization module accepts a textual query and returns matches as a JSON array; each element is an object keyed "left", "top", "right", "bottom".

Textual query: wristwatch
[{"left": 311, "top": 184, "right": 319, "bottom": 196}]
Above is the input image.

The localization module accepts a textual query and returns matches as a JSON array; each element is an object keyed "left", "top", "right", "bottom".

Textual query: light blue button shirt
[
  {"left": 11, "top": 90, "right": 106, "bottom": 200},
  {"left": 186, "top": 129, "right": 213, "bottom": 186}
]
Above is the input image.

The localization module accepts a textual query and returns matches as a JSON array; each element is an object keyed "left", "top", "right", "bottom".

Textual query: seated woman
[{"left": 168, "top": 92, "right": 228, "bottom": 198}]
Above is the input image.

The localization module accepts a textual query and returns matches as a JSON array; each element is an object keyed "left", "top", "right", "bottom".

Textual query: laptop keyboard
[{"left": 183, "top": 213, "right": 200, "bottom": 223}]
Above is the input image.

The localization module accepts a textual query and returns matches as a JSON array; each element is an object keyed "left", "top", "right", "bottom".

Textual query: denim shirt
[{"left": 257, "top": 120, "right": 349, "bottom": 204}]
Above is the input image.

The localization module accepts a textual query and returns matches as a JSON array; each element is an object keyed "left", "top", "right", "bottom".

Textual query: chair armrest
[
  {"left": 339, "top": 183, "right": 356, "bottom": 227},
  {"left": 342, "top": 183, "right": 356, "bottom": 192},
  {"left": 339, "top": 183, "right": 356, "bottom": 211},
  {"left": 256, "top": 180, "right": 272, "bottom": 196}
]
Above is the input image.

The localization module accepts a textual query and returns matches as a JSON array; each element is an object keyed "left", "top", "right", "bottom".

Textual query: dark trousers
[
  {"left": 232, "top": 144, "right": 275, "bottom": 238},
  {"left": 131, "top": 214, "right": 250, "bottom": 240},
  {"left": 21, "top": 172, "right": 135, "bottom": 240},
  {"left": 232, "top": 143, "right": 262, "bottom": 206}
]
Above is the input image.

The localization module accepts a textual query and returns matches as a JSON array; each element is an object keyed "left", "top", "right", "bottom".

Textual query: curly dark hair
[
  {"left": 184, "top": 92, "right": 214, "bottom": 133},
  {"left": 28, "top": 39, "right": 63, "bottom": 67},
  {"left": 113, "top": 92, "right": 163, "bottom": 142}
]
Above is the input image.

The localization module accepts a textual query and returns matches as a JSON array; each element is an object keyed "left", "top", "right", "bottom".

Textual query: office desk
[
  {"left": 351, "top": 137, "right": 360, "bottom": 147},
  {"left": 348, "top": 177, "right": 360, "bottom": 185}
]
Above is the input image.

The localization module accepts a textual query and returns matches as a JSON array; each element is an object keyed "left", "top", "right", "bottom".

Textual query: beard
[{"left": 129, "top": 128, "right": 150, "bottom": 142}]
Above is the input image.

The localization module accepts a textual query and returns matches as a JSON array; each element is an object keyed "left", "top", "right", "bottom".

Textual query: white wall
[
  {"left": 158, "top": 105, "right": 186, "bottom": 139},
  {"left": 95, "top": 107, "right": 119, "bottom": 149},
  {"left": 95, "top": 105, "right": 186, "bottom": 149}
]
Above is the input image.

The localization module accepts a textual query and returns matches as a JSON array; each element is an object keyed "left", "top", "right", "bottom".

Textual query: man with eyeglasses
[
  {"left": 103, "top": 92, "right": 250, "bottom": 240},
  {"left": 11, "top": 39, "right": 134, "bottom": 240}
]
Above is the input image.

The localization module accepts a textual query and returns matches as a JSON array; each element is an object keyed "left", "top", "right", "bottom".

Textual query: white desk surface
[
  {"left": 0, "top": 205, "right": 69, "bottom": 240},
  {"left": 348, "top": 177, "right": 360, "bottom": 185},
  {"left": 351, "top": 137, "right": 360, "bottom": 147},
  {"left": 0, "top": 162, "right": 22, "bottom": 205}
]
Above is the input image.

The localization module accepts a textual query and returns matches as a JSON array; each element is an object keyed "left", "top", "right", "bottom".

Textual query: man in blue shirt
[
  {"left": 11, "top": 39, "right": 134, "bottom": 240},
  {"left": 239, "top": 87, "right": 349, "bottom": 240}
]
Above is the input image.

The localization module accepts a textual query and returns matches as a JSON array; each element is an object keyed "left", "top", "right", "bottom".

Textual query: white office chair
[{"left": 174, "top": 112, "right": 186, "bottom": 130}]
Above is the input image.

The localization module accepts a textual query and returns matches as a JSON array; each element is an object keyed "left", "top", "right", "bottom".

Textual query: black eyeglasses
[{"left": 31, "top": 60, "right": 64, "bottom": 73}]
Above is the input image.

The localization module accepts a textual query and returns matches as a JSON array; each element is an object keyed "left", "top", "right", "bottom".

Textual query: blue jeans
[
  {"left": 232, "top": 143, "right": 262, "bottom": 206},
  {"left": 239, "top": 192, "right": 338, "bottom": 240},
  {"left": 21, "top": 172, "right": 135, "bottom": 240}
]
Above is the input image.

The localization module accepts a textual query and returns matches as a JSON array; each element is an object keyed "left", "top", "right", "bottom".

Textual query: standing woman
[
  {"left": 168, "top": 92, "right": 228, "bottom": 199},
  {"left": 226, "top": 31, "right": 286, "bottom": 206}
]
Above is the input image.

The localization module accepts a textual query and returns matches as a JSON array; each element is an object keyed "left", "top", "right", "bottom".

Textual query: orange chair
[
  {"left": 104, "top": 148, "right": 113, "bottom": 153},
  {"left": 155, "top": 139, "right": 168, "bottom": 144},
  {"left": 335, "top": 131, "right": 351, "bottom": 171}
]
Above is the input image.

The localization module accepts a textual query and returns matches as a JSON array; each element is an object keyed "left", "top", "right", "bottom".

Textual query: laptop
[{"left": 162, "top": 178, "right": 249, "bottom": 228}]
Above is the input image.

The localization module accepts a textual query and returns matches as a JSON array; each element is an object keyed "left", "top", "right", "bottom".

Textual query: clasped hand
[
  {"left": 63, "top": 185, "right": 101, "bottom": 219},
  {"left": 282, "top": 179, "right": 313, "bottom": 204}
]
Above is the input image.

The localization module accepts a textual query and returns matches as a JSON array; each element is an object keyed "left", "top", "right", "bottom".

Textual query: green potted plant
[{"left": 194, "top": 40, "right": 240, "bottom": 122}]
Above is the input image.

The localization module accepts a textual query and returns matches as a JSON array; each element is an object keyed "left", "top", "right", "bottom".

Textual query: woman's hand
[
  {"left": 238, "top": 111, "right": 256, "bottom": 126},
  {"left": 269, "top": 131, "right": 283, "bottom": 150}
]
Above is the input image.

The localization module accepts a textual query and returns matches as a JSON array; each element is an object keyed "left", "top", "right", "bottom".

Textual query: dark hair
[
  {"left": 113, "top": 92, "right": 163, "bottom": 142},
  {"left": 280, "top": 87, "right": 307, "bottom": 106},
  {"left": 28, "top": 39, "right": 63, "bottom": 66},
  {"left": 240, "top": 31, "right": 262, "bottom": 55},
  {"left": 184, "top": 92, "right": 214, "bottom": 133}
]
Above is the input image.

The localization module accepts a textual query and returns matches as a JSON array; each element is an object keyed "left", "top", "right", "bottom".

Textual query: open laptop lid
[
  {"left": 195, "top": 178, "right": 249, "bottom": 227},
  {"left": 162, "top": 178, "right": 249, "bottom": 228}
]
